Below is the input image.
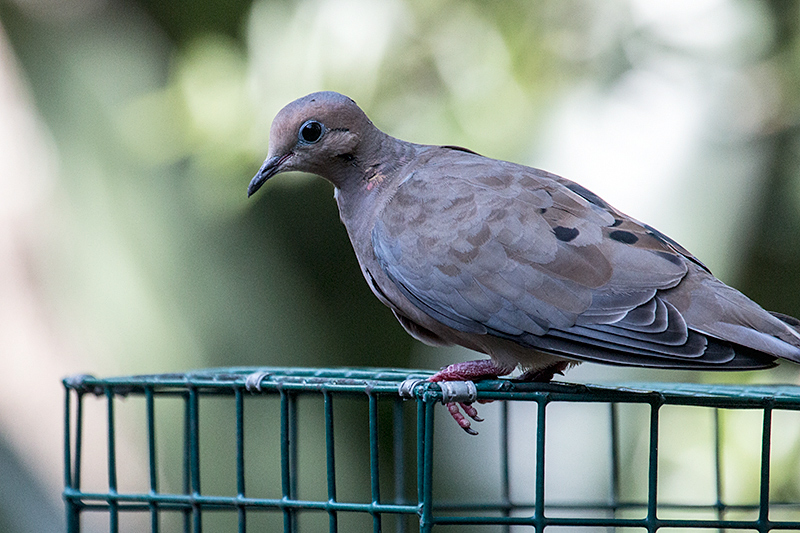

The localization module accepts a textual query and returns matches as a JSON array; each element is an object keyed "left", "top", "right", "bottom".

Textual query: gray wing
[{"left": 372, "top": 153, "right": 781, "bottom": 369}]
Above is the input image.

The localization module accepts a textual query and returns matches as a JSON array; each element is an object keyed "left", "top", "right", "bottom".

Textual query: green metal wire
[
  {"left": 760, "top": 406, "right": 773, "bottom": 533},
  {"left": 368, "top": 392, "right": 381, "bottom": 533},
  {"left": 713, "top": 407, "right": 723, "bottom": 533},
  {"left": 63, "top": 367, "right": 800, "bottom": 532},
  {"left": 189, "top": 386, "right": 201, "bottom": 533},
  {"left": 324, "top": 390, "right": 337, "bottom": 533},
  {"left": 609, "top": 402, "right": 621, "bottom": 533},
  {"left": 146, "top": 386, "right": 159, "bottom": 533},
  {"left": 534, "top": 398, "right": 546, "bottom": 533},
  {"left": 234, "top": 387, "right": 245, "bottom": 533},
  {"left": 646, "top": 399, "right": 661, "bottom": 533},
  {"left": 280, "top": 389, "right": 292, "bottom": 533},
  {"left": 289, "top": 392, "right": 299, "bottom": 532},
  {"left": 182, "top": 390, "right": 191, "bottom": 533},
  {"left": 499, "top": 400, "right": 510, "bottom": 533},
  {"left": 392, "top": 397, "right": 406, "bottom": 533},
  {"left": 105, "top": 387, "right": 119, "bottom": 533}
]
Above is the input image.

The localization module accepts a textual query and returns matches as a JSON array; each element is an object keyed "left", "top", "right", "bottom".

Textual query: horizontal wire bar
[
  {"left": 62, "top": 387, "right": 800, "bottom": 414},
  {"left": 67, "top": 500, "right": 800, "bottom": 530},
  {"left": 63, "top": 370, "right": 800, "bottom": 409},
  {"left": 62, "top": 490, "right": 421, "bottom": 515},
  {"left": 69, "top": 503, "right": 419, "bottom": 516},
  {"left": 431, "top": 501, "right": 800, "bottom": 511},
  {"left": 64, "top": 489, "right": 800, "bottom": 516},
  {"left": 429, "top": 514, "right": 800, "bottom": 529}
]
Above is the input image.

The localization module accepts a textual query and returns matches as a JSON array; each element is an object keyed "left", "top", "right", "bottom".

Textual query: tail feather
[
  {"left": 770, "top": 311, "right": 800, "bottom": 330},
  {"left": 665, "top": 268, "right": 800, "bottom": 365}
]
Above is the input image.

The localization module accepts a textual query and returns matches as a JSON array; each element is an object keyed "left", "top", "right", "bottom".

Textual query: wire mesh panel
[{"left": 63, "top": 367, "right": 800, "bottom": 532}]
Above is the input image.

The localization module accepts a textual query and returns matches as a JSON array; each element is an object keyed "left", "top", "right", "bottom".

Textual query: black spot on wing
[
  {"left": 553, "top": 226, "right": 580, "bottom": 242},
  {"left": 609, "top": 230, "right": 639, "bottom": 244},
  {"left": 611, "top": 218, "right": 623, "bottom": 227},
  {"left": 564, "top": 182, "right": 612, "bottom": 210}
]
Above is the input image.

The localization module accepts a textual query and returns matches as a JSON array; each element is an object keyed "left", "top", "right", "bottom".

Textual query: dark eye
[{"left": 299, "top": 120, "right": 324, "bottom": 144}]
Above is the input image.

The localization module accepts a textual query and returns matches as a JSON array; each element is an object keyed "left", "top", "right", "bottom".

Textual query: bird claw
[
  {"left": 432, "top": 378, "right": 484, "bottom": 434},
  {"left": 460, "top": 401, "right": 483, "bottom": 422},
  {"left": 446, "top": 402, "right": 480, "bottom": 435},
  {"left": 427, "top": 359, "right": 514, "bottom": 435}
]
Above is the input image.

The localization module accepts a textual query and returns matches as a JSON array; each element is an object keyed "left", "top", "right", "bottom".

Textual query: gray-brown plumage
[{"left": 248, "top": 91, "right": 800, "bottom": 433}]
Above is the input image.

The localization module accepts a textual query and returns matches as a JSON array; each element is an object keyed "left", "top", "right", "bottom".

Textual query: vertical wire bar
[
  {"left": 289, "top": 393, "right": 298, "bottom": 532},
  {"left": 420, "top": 397, "right": 435, "bottom": 533},
  {"left": 758, "top": 405, "right": 773, "bottom": 532},
  {"left": 64, "top": 387, "right": 73, "bottom": 489},
  {"left": 324, "top": 391, "right": 338, "bottom": 533},
  {"left": 63, "top": 387, "right": 73, "bottom": 529},
  {"left": 608, "top": 403, "right": 620, "bottom": 533},
  {"left": 74, "top": 391, "right": 85, "bottom": 490},
  {"left": 280, "top": 389, "right": 293, "bottom": 533},
  {"left": 416, "top": 398, "right": 426, "bottom": 532},
  {"left": 646, "top": 400, "right": 661, "bottom": 533},
  {"left": 64, "top": 387, "right": 79, "bottom": 533},
  {"left": 236, "top": 387, "right": 246, "bottom": 533},
  {"left": 713, "top": 408, "right": 724, "bottom": 533},
  {"left": 106, "top": 388, "right": 119, "bottom": 533},
  {"left": 188, "top": 387, "right": 202, "bottom": 533},
  {"left": 534, "top": 398, "right": 547, "bottom": 533},
  {"left": 182, "top": 392, "right": 191, "bottom": 533},
  {"left": 146, "top": 386, "right": 159, "bottom": 533},
  {"left": 500, "top": 400, "right": 510, "bottom": 533},
  {"left": 75, "top": 392, "right": 86, "bottom": 530},
  {"left": 393, "top": 398, "right": 406, "bottom": 533},
  {"left": 369, "top": 392, "right": 382, "bottom": 533}
]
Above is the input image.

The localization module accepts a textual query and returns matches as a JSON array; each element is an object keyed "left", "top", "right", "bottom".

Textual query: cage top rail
[{"left": 63, "top": 366, "right": 800, "bottom": 409}]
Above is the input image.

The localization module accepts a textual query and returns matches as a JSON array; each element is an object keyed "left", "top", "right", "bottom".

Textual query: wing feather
[{"left": 371, "top": 153, "right": 783, "bottom": 368}]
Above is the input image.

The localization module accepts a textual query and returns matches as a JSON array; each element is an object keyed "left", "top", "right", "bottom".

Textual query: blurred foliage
[
  {"left": 737, "top": 1, "right": 800, "bottom": 321},
  {"left": 1, "top": 0, "right": 800, "bottom": 531}
]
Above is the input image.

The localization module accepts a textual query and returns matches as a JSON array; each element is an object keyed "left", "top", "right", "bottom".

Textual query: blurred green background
[{"left": 1, "top": 0, "right": 800, "bottom": 531}]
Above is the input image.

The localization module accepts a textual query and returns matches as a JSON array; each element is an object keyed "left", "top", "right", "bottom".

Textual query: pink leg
[
  {"left": 428, "top": 359, "right": 514, "bottom": 383},
  {"left": 429, "top": 359, "right": 515, "bottom": 435}
]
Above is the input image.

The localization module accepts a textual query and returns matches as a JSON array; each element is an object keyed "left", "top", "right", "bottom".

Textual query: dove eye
[{"left": 299, "top": 120, "right": 324, "bottom": 144}]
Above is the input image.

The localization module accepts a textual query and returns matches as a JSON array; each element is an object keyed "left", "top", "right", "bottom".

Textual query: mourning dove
[{"left": 248, "top": 92, "right": 800, "bottom": 434}]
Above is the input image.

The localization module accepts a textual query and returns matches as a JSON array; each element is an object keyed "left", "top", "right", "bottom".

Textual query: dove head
[{"left": 248, "top": 92, "right": 377, "bottom": 196}]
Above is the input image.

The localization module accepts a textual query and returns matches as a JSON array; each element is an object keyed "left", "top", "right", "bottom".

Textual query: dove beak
[{"left": 247, "top": 153, "right": 293, "bottom": 197}]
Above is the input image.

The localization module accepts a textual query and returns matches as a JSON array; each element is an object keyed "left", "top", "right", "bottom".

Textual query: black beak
[{"left": 247, "top": 153, "right": 291, "bottom": 197}]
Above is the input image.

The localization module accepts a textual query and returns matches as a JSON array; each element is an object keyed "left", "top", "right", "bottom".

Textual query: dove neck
[
  {"left": 332, "top": 135, "right": 421, "bottom": 247},
  {"left": 335, "top": 134, "right": 419, "bottom": 209}
]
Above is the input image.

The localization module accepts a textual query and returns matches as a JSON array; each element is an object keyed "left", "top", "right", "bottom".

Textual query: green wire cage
[{"left": 63, "top": 367, "right": 800, "bottom": 532}]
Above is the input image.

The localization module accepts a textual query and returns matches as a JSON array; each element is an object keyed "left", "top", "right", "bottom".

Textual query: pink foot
[
  {"left": 428, "top": 359, "right": 514, "bottom": 383},
  {"left": 429, "top": 359, "right": 514, "bottom": 435}
]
